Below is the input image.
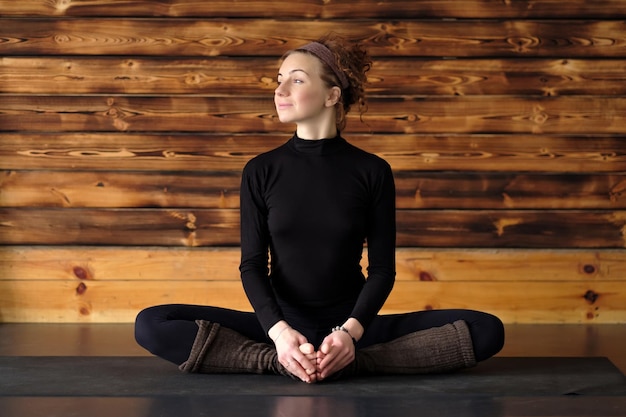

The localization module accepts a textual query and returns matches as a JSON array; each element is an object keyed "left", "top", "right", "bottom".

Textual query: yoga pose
[{"left": 135, "top": 34, "right": 505, "bottom": 383}]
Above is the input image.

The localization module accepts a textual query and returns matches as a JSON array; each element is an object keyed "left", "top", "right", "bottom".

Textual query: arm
[
  {"left": 239, "top": 161, "right": 316, "bottom": 382},
  {"left": 317, "top": 161, "right": 396, "bottom": 379},
  {"left": 239, "top": 161, "right": 283, "bottom": 333},
  {"left": 350, "top": 161, "right": 396, "bottom": 328}
]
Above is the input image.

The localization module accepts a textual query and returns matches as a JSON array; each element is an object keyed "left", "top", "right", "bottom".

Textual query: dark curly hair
[{"left": 288, "top": 33, "right": 372, "bottom": 132}]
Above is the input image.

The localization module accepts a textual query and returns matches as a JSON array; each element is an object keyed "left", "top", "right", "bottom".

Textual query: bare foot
[{"left": 299, "top": 343, "right": 315, "bottom": 355}]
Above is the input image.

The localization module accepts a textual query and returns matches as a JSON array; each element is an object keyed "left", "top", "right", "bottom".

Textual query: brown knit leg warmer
[
  {"left": 341, "top": 320, "right": 476, "bottom": 377},
  {"left": 178, "top": 320, "right": 294, "bottom": 378}
]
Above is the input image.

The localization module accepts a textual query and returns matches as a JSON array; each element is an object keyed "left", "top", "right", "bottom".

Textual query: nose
[{"left": 275, "top": 82, "right": 287, "bottom": 97}]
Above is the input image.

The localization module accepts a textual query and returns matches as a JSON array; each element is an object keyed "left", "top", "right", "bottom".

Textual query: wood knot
[
  {"left": 507, "top": 36, "right": 540, "bottom": 52},
  {"left": 168, "top": 211, "right": 197, "bottom": 230},
  {"left": 582, "top": 264, "right": 597, "bottom": 275},
  {"left": 54, "top": 34, "right": 71, "bottom": 43},
  {"left": 73, "top": 266, "right": 91, "bottom": 280},
  {"left": 419, "top": 271, "right": 435, "bottom": 281},
  {"left": 105, "top": 107, "right": 120, "bottom": 117},
  {"left": 76, "top": 282, "right": 88, "bottom": 295},
  {"left": 185, "top": 73, "right": 203, "bottom": 85},
  {"left": 583, "top": 290, "right": 599, "bottom": 304},
  {"left": 55, "top": 0, "right": 72, "bottom": 12}
]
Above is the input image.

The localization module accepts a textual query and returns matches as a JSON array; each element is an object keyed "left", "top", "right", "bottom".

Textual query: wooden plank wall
[{"left": 1, "top": 0, "right": 625, "bottom": 323}]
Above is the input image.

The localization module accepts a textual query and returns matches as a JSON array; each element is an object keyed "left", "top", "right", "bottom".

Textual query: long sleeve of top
[{"left": 239, "top": 133, "right": 396, "bottom": 334}]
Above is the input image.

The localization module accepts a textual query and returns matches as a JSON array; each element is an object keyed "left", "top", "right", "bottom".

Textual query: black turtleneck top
[{"left": 239, "top": 133, "right": 396, "bottom": 334}]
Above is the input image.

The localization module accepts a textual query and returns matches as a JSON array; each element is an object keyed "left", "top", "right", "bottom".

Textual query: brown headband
[{"left": 298, "top": 42, "right": 349, "bottom": 90}]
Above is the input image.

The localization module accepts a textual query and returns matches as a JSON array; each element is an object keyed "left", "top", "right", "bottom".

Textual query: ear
[{"left": 325, "top": 86, "right": 342, "bottom": 107}]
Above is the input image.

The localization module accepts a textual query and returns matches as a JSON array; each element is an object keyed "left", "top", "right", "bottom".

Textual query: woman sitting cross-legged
[{"left": 134, "top": 33, "right": 505, "bottom": 383}]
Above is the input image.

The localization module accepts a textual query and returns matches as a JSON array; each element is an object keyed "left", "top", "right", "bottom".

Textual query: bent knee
[
  {"left": 134, "top": 306, "right": 164, "bottom": 352},
  {"left": 474, "top": 313, "right": 505, "bottom": 361}
]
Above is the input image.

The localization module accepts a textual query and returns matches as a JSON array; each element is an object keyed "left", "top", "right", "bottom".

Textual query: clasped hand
[{"left": 273, "top": 327, "right": 355, "bottom": 383}]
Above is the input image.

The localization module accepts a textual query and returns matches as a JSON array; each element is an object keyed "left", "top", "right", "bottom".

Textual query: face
[{"left": 274, "top": 52, "right": 338, "bottom": 127}]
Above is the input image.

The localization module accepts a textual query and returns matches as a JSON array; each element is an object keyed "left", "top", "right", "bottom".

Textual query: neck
[{"left": 296, "top": 118, "right": 337, "bottom": 140}]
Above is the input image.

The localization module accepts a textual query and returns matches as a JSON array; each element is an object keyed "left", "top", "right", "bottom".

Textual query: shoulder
[
  {"left": 343, "top": 139, "right": 392, "bottom": 172},
  {"left": 243, "top": 140, "right": 290, "bottom": 174}
]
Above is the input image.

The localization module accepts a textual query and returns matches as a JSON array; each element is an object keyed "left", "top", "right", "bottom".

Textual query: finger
[
  {"left": 318, "top": 345, "right": 338, "bottom": 369},
  {"left": 318, "top": 346, "right": 353, "bottom": 378},
  {"left": 320, "top": 341, "right": 331, "bottom": 355},
  {"left": 317, "top": 338, "right": 339, "bottom": 369},
  {"left": 279, "top": 349, "right": 309, "bottom": 378},
  {"left": 319, "top": 355, "right": 336, "bottom": 373},
  {"left": 295, "top": 353, "right": 317, "bottom": 376},
  {"left": 284, "top": 359, "right": 311, "bottom": 382},
  {"left": 319, "top": 354, "right": 349, "bottom": 379},
  {"left": 288, "top": 351, "right": 318, "bottom": 382}
]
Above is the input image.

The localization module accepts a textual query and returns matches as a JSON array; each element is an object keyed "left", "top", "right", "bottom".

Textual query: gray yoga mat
[{"left": 1, "top": 356, "right": 624, "bottom": 397}]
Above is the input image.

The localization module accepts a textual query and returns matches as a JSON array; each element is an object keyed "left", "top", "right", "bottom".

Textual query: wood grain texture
[
  {"left": 1, "top": 208, "right": 625, "bottom": 248},
  {"left": 3, "top": 57, "right": 626, "bottom": 96},
  {"left": 0, "top": 280, "right": 253, "bottom": 322},
  {"left": 2, "top": 96, "right": 624, "bottom": 134},
  {"left": 3, "top": 0, "right": 626, "bottom": 19},
  {"left": 2, "top": 19, "right": 624, "bottom": 58},
  {"left": 0, "top": 208, "right": 241, "bottom": 247},
  {"left": 383, "top": 281, "right": 625, "bottom": 323},
  {"left": 2, "top": 133, "right": 623, "bottom": 173},
  {"left": 2, "top": 246, "right": 623, "bottom": 282},
  {"left": 1, "top": 2, "right": 624, "bottom": 323},
  {"left": 0, "top": 279, "right": 621, "bottom": 323},
  {"left": 3, "top": 170, "right": 625, "bottom": 209},
  {"left": 396, "top": 210, "right": 626, "bottom": 248},
  {"left": 394, "top": 172, "right": 626, "bottom": 209},
  {"left": 0, "top": 170, "right": 242, "bottom": 209},
  {"left": 2, "top": 245, "right": 623, "bottom": 322}
]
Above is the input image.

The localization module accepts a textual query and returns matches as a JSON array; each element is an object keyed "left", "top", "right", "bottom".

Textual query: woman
[{"left": 135, "top": 34, "right": 504, "bottom": 384}]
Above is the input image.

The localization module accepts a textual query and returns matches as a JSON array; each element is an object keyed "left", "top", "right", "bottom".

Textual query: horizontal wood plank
[
  {"left": 394, "top": 172, "right": 626, "bottom": 209},
  {"left": 3, "top": 0, "right": 626, "bottom": 19},
  {"left": 2, "top": 19, "right": 624, "bottom": 58},
  {"left": 0, "top": 208, "right": 242, "bottom": 247},
  {"left": 384, "top": 281, "right": 624, "bottom": 323},
  {"left": 1, "top": 208, "right": 625, "bottom": 248},
  {"left": 0, "top": 170, "right": 242, "bottom": 209},
  {"left": 2, "top": 133, "right": 624, "bottom": 173},
  {"left": 0, "top": 280, "right": 252, "bottom": 322},
  {"left": 3, "top": 57, "right": 626, "bottom": 96},
  {"left": 3, "top": 170, "right": 626, "bottom": 210},
  {"left": 393, "top": 249, "right": 625, "bottom": 283},
  {"left": 0, "top": 133, "right": 272, "bottom": 172},
  {"left": 0, "top": 279, "right": 621, "bottom": 323},
  {"left": 395, "top": 210, "right": 626, "bottom": 249},
  {"left": 1, "top": 96, "right": 624, "bottom": 134},
  {"left": 2, "top": 246, "right": 623, "bottom": 282}
]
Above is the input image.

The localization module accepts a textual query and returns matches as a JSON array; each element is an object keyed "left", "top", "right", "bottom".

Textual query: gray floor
[{"left": 1, "top": 323, "right": 625, "bottom": 417}]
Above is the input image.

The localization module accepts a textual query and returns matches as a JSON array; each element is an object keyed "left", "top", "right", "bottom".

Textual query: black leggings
[{"left": 134, "top": 304, "right": 505, "bottom": 366}]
